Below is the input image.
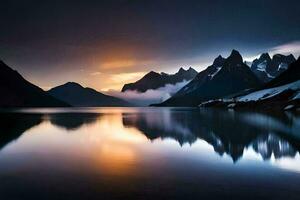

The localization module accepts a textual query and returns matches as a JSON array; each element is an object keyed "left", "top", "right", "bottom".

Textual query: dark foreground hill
[{"left": 0, "top": 60, "right": 69, "bottom": 107}]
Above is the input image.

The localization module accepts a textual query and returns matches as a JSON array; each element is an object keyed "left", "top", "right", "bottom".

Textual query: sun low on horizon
[{"left": 1, "top": 1, "right": 300, "bottom": 199}]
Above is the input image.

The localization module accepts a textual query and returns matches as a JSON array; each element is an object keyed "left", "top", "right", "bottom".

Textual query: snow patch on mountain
[
  {"left": 292, "top": 91, "right": 300, "bottom": 100},
  {"left": 278, "top": 63, "right": 288, "bottom": 71},
  {"left": 238, "top": 80, "right": 300, "bottom": 102},
  {"left": 209, "top": 67, "right": 222, "bottom": 80},
  {"left": 257, "top": 60, "right": 267, "bottom": 72},
  {"left": 266, "top": 73, "right": 275, "bottom": 79}
]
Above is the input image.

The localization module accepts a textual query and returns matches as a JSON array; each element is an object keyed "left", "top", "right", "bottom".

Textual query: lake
[{"left": 0, "top": 107, "right": 300, "bottom": 200}]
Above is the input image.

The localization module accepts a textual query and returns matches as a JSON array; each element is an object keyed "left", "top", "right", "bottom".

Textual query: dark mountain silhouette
[
  {"left": 0, "top": 60, "right": 69, "bottom": 107},
  {"left": 154, "top": 50, "right": 262, "bottom": 106},
  {"left": 122, "top": 109, "right": 300, "bottom": 162},
  {"left": 251, "top": 53, "right": 296, "bottom": 82},
  {"left": 0, "top": 112, "right": 101, "bottom": 151},
  {"left": 0, "top": 113, "right": 42, "bottom": 150},
  {"left": 121, "top": 67, "right": 197, "bottom": 93},
  {"left": 48, "top": 82, "right": 132, "bottom": 107}
]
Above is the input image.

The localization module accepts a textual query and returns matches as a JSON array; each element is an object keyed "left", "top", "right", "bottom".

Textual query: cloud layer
[
  {"left": 269, "top": 41, "right": 300, "bottom": 57},
  {"left": 105, "top": 80, "right": 190, "bottom": 106}
]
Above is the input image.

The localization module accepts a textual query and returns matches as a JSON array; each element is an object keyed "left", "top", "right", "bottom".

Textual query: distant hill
[
  {"left": 251, "top": 53, "right": 295, "bottom": 82},
  {"left": 48, "top": 82, "right": 132, "bottom": 107},
  {"left": 154, "top": 50, "right": 262, "bottom": 106},
  {"left": 0, "top": 60, "right": 69, "bottom": 107},
  {"left": 121, "top": 67, "right": 198, "bottom": 93}
]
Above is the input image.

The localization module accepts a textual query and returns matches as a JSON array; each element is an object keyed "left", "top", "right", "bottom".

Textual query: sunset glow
[{"left": 1, "top": 1, "right": 300, "bottom": 199}]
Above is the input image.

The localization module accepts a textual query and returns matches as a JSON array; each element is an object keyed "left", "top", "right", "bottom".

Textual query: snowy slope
[
  {"left": 238, "top": 80, "right": 300, "bottom": 102},
  {"left": 199, "top": 79, "right": 300, "bottom": 110}
]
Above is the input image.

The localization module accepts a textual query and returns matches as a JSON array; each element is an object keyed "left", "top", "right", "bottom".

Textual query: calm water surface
[{"left": 0, "top": 107, "right": 300, "bottom": 199}]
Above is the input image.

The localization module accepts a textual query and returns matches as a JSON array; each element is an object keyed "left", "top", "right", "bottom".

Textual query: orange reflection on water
[
  {"left": 89, "top": 114, "right": 149, "bottom": 175},
  {"left": 2, "top": 112, "right": 149, "bottom": 176}
]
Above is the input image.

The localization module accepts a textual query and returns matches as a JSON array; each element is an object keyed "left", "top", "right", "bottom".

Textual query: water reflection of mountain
[
  {"left": 252, "top": 134, "right": 297, "bottom": 159},
  {"left": 122, "top": 109, "right": 300, "bottom": 162},
  {"left": 48, "top": 113, "right": 101, "bottom": 130},
  {"left": 0, "top": 112, "right": 101, "bottom": 151},
  {"left": 0, "top": 113, "right": 42, "bottom": 150}
]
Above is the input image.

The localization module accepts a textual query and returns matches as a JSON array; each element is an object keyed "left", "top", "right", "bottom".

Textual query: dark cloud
[{"left": 1, "top": 0, "right": 300, "bottom": 90}]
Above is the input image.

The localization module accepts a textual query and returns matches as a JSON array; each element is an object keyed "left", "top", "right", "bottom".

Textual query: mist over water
[
  {"left": 106, "top": 80, "right": 190, "bottom": 106},
  {"left": 0, "top": 107, "right": 300, "bottom": 199}
]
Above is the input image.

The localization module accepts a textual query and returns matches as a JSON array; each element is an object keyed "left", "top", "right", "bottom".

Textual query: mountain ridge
[
  {"left": 121, "top": 67, "right": 198, "bottom": 93},
  {"left": 199, "top": 57, "right": 300, "bottom": 111},
  {"left": 251, "top": 53, "right": 296, "bottom": 82},
  {"left": 153, "top": 50, "right": 262, "bottom": 106}
]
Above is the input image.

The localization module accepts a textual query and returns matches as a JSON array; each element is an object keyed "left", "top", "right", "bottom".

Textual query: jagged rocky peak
[
  {"left": 288, "top": 54, "right": 296, "bottom": 61},
  {"left": 121, "top": 66, "right": 197, "bottom": 93},
  {"left": 154, "top": 49, "right": 261, "bottom": 107},
  {"left": 178, "top": 67, "right": 186, "bottom": 73},
  {"left": 213, "top": 55, "right": 225, "bottom": 65},
  {"left": 187, "top": 66, "right": 197, "bottom": 72},
  {"left": 271, "top": 54, "right": 296, "bottom": 74},
  {"left": 250, "top": 52, "right": 296, "bottom": 83},
  {"left": 272, "top": 53, "right": 296, "bottom": 63},
  {"left": 177, "top": 67, "right": 197, "bottom": 74},
  {"left": 259, "top": 53, "right": 271, "bottom": 61},
  {"left": 226, "top": 49, "right": 243, "bottom": 65},
  {"left": 251, "top": 52, "right": 271, "bottom": 70},
  {"left": 175, "top": 67, "right": 198, "bottom": 76},
  {"left": 187, "top": 67, "right": 198, "bottom": 75}
]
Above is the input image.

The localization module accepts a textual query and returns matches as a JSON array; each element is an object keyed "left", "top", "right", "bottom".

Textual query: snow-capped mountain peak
[{"left": 251, "top": 53, "right": 296, "bottom": 83}]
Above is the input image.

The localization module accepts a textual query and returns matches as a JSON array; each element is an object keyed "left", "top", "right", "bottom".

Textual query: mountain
[
  {"left": 237, "top": 56, "right": 300, "bottom": 110},
  {"left": 0, "top": 60, "right": 69, "bottom": 107},
  {"left": 200, "top": 57, "right": 300, "bottom": 111},
  {"left": 121, "top": 67, "right": 198, "bottom": 93},
  {"left": 264, "top": 56, "right": 300, "bottom": 88},
  {"left": 154, "top": 50, "right": 262, "bottom": 106},
  {"left": 251, "top": 53, "right": 295, "bottom": 82},
  {"left": 48, "top": 82, "right": 132, "bottom": 107}
]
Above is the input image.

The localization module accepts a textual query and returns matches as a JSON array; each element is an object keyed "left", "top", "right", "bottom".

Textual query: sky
[{"left": 1, "top": 0, "right": 300, "bottom": 92}]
